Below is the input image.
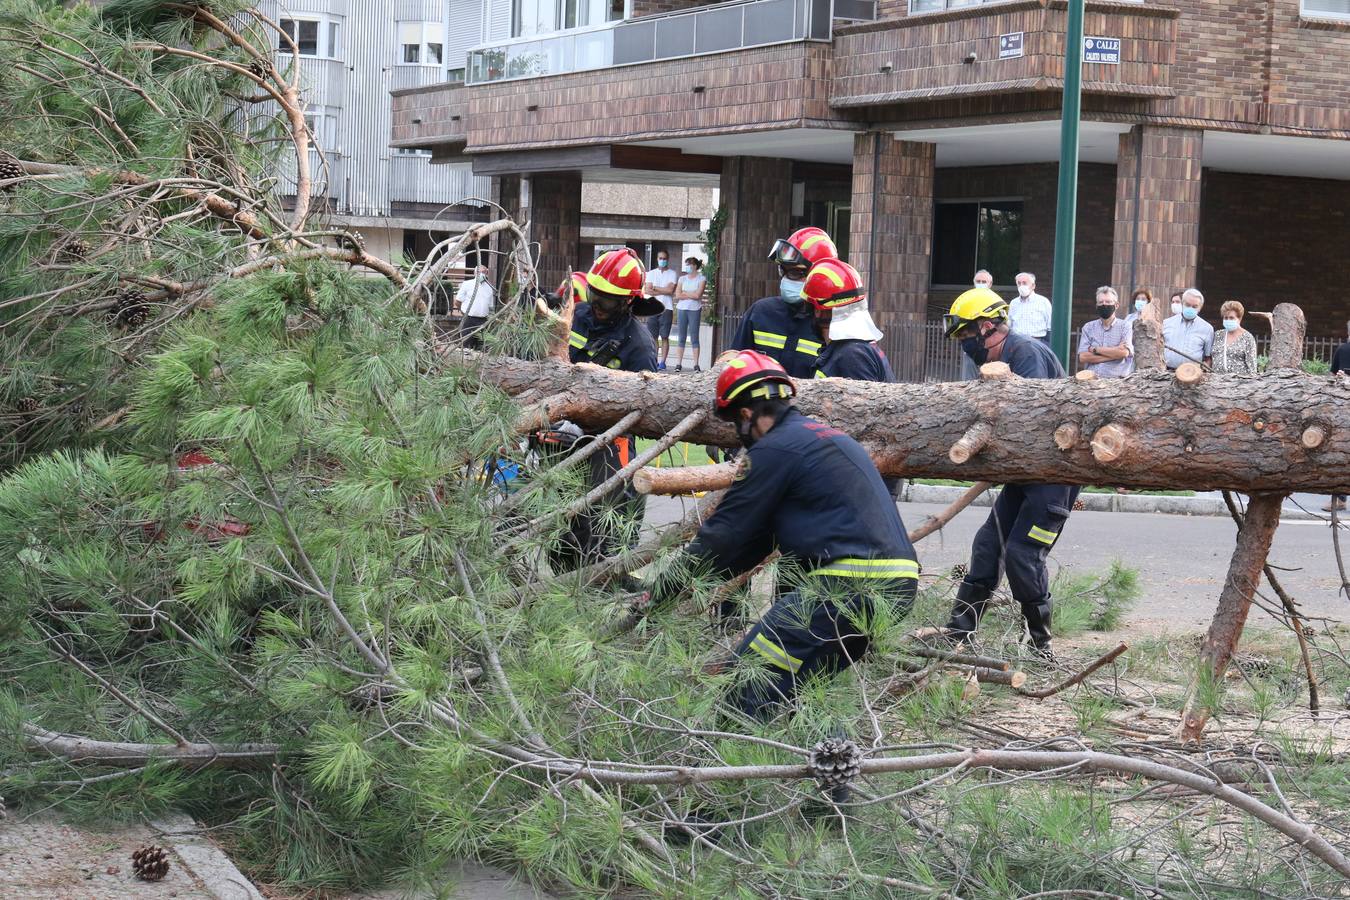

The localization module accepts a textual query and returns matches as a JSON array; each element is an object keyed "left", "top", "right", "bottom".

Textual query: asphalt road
[{"left": 644, "top": 497, "right": 1350, "bottom": 632}]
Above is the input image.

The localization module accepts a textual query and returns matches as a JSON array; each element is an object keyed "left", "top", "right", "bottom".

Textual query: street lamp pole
[{"left": 1050, "top": 0, "right": 1085, "bottom": 367}]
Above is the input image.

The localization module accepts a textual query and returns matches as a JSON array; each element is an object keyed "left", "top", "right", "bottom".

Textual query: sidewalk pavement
[{"left": 900, "top": 484, "right": 1342, "bottom": 521}]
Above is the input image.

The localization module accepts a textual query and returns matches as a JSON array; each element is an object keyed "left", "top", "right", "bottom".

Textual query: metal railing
[
  {"left": 466, "top": 0, "right": 874, "bottom": 85},
  {"left": 717, "top": 314, "right": 1344, "bottom": 382}
]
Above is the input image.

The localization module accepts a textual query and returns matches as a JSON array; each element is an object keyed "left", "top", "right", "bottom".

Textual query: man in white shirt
[
  {"left": 1008, "top": 272, "right": 1053, "bottom": 344},
  {"left": 644, "top": 250, "right": 678, "bottom": 370},
  {"left": 456, "top": 265, "right": 495, "bottom": 349},
  {"left": 1162, "top": 287, "right": 1214, "bottom": 370}
]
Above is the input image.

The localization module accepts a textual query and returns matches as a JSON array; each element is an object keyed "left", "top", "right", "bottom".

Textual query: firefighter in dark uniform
[
  {"left": 801, "top": 258, "right": 896, "bottom": 383},
  {"left": 940, "top": 288, "right": 1079, "bottom": 659},
  {"left": 729, "top": 227, "right": 838, "bottom": 379},
  {"left": 650, "top": 350, "right": 919, "bottom": 719},
  {"left": 548, "top": 250, "right": 662, "bottom": 573}
]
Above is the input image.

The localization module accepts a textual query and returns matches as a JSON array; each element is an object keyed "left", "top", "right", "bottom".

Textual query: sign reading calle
[
  {"left": 1083, "top": 36, "right": 1121, "bottom": 64},
  {"left": 999, "top": 32, "right": 1024, "bottom": 60}
]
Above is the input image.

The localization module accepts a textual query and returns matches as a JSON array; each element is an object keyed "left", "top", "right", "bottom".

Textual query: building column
[
  {"left": 1111, "top": 126, "right": 1204, "bottom": 303},
  {"left": 850, "top": 133, "right": 935, "bottom": 382},
  {"left": 525, "top": 172, "right": 583, "bottom": 292},
  {"left": 489, "top": 172, "right": 582, "bottom": 292},
  {"left": 717, "top": 156, "right": 793, "bottom": 323}
]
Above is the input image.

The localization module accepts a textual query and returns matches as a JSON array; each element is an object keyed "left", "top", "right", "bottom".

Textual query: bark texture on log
[
  {"left": 1132, "top": 303, "right": 1166, "bottom": 372},
  {"left": 471, "top": 354, "right": 1350, "bottom": 493},
  {"left": 1180, "top": 492, "right": 1284, "bottom": 742},
  {"left": 1268, "top": 303, "right": 1307, "bottom": 370}
]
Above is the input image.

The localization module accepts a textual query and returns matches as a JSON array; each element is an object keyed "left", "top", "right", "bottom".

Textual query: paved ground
[{"left": 644, "top": 495, "right": 1350, "bottom": 631}]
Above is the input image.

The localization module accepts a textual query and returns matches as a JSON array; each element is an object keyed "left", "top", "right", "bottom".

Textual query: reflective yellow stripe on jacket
[
  {"left": 811, "top": 557, "right": 920, "bottom": 579},
  {"left": 795, "top": 338, "right": 821, "bottom": 357},
  {"left": 752, "top": 330, "right": 787, "bottom": 350},
  {"left": 568, "top": 331, "right": 587, "bottom": 349}
]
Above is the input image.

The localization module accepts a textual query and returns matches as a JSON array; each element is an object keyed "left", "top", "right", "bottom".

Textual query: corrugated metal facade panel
[
  {"left": 389, "top": 158, "right": 490, "bottom": 206},
  {"left": 445, "top": 0, "right": 485, "bottom": 69},
  {"left": 256, "top": 1, "right": 487, "bottom": 219},
  {"left": 485, "top": 0, "right": 512, "bottom": 42}
]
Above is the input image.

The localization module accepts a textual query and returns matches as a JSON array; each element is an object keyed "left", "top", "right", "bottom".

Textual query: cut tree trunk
[
  {"left": 1180, "top": 492, "right": 1285, "bottom": 741},
  {"left": 471, "top": 354, "right": 1350, "bottom": 493},
  {"left": 1132, "top": 301, "right": 1166, "bottom": 372}
]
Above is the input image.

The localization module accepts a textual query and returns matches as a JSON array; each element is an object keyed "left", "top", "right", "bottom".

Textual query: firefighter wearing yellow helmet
[{"left": 939, "top": 287, "right": 1078, "bottom": 660}]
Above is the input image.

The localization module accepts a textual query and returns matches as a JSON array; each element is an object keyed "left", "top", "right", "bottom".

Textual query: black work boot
[
  {"left": 944, "top": 580, "right": 992, "bottom": 645},
  {"left": 1021, "top": 594, "right": 1054, "bottom": 661}
]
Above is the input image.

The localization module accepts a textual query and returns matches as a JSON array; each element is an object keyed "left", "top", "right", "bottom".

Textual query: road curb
[
  {"left": 900, "top": 483, "right": 1320, "bottom": 520},
  {"left": 151, "top": 814, "right": 264, "bottom": 900}
]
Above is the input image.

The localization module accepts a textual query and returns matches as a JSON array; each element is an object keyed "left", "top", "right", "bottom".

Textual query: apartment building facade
[
  {"left": 392, "top": 0, "right": 1350, "bottom": 372},
  {"left": 262, "top": 0, "right": 710, "bottom": 265}
]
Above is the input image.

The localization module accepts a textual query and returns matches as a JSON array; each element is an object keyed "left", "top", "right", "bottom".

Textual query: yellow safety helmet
[{"left": 943, "top": 287, "right": 1008, "bottom": 338}]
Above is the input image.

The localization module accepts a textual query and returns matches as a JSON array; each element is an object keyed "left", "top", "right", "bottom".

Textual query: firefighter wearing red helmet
[
  {"left": 646, "top": 350, "right": 918, "bottom": 720},
  {"left": 729, "top": 227, "right": 838, "bottom": 379},
  {"left": 801, "top": 259, "right": 896, "bottom": 384},
  {"left": 548, "top": 249, "right": 662, "bottom": 574}
]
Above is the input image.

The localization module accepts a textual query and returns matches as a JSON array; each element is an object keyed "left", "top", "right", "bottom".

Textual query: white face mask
[
  {"left": 1170, "top": 302, "right": 1182, "bottom": 315},
  {"left": 1016, "top": 284, "right": 1032, "bottom": 298},
  {"left": 974, "top": 281, "right": 991, "bottom": 290}
]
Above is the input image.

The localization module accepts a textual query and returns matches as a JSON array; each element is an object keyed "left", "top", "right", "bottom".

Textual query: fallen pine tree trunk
[{"left": 472, "top": 354, "right": 1350, "bottom": 493}]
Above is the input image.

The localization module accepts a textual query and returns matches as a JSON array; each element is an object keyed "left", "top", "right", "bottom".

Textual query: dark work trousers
[
  {"left": 729, "top": 577, "right": 917, "bottom": 719},
  {"left": 947, "top": 483, "right": 1079, "bottom": 648},
  {"left": 547, "top": 436, "right": 646, "bottom": 574},
  {"left": 460, "top": 315, "right": 489, "bottom": 349}
]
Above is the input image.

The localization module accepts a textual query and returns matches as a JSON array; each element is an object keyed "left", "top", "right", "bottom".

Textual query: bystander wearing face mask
[
  {"left": 1017, "top": 284, "right": 1032, "bottom": 298},
  {"left": 1170, "top": 301, "right": 1182, "bottom": 316},
  {"left": 1135, "top": 297, "right": 1149, "bottom": 313},
  {"left": 1181, "top": 306, "right": 1199, "bottom": 321},
  {"left": 1223, "top": 318, "right": 1240, "bottom": 332}
]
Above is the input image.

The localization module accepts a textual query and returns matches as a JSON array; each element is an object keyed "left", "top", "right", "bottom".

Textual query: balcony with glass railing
[{"left": 466, "top": 0, "right": 876, "bottom": 85}]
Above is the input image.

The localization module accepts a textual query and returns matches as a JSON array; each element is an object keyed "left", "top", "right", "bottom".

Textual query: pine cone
[
  {"left": 131, "top": 844, "right": 170, "bottom": 882},
  {"left": 1073, "top": 498, "right": 1086, "bottom": 512},
  {"left": 808, "top": 737, "right": 863, "bottom": 791},
  {"left": 341, "top": 230, "right": 366, "bottom": 252},
  {"left": 112, "top": 286, "right": 150, "bottom": 328},
  {"left": 0, "top": 155, "right": 20, "bottom": 190},
  {"left": 248, "top": 59, "right": 268, "bottom": 80},
  {"left": 61, "top": 239, "right": 91, "bottom": 261},
  {"left": 950, "top": 563, "right": 968, "bottom": 581},
  {"left": 16, "top": 396, "right": 39, "bottom": 415}
]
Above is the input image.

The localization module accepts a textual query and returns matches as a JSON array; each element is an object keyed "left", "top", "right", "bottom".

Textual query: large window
[
  {"left": 399, "top": 22, "right": 444, "bottom": 65},
  {"left": 279, "top": 17, "right": 340, "bottom": 58},
  {"left": 513, "top": 0, "right": 623, "bottom": 38},
  {"left": 1303, "top": 0, "right": 1350, "bottom": 18},
  {"left": 930, "top": 199, "right": 1023, "bottom": 288}
]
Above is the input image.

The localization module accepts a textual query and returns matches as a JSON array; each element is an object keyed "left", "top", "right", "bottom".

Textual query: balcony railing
[{"left": 466, "top": 0, "right": 875, "bottom": 85}]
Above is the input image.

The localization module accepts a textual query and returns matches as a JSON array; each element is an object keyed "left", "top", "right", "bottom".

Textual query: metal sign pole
[{"left": 1050, "top": 0, "right": 1085, "bottom": 367}]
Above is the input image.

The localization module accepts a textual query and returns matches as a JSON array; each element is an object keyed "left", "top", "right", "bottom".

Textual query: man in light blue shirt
[
  {"left": 1009, "top": 271, "right": 1054, "bottom": 344},
  {"left": 1162, "top": 288, "right": 1214, "bottom": 370}
]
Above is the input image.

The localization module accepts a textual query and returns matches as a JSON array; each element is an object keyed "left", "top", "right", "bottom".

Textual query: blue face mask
[
  {"left": 1181, "top": 306, "right": 1198, "bottom": 321},
  {"left": 682, "top": 265, "right": 691, "bottom": 275},
  {"left": 1223, "top": 318, "right": 1239, "bottom": 332},
  {"left": 780, "top": 276, "right": 804, "bottom": 303},
  {"left": 657, "top": 259, "right": 668, "bottom": 268},
  {"left": 1135, "top": 298, "right": 1148, "bottom": 312}
]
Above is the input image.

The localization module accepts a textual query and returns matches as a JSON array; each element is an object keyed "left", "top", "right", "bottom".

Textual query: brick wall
[
  {"left": 528, "top": 173, "right": 584, "bottom": 292},
  {"left": 1199, "top": 170, "right": 1350, "bottom": 339},
  {"left": 461, "top": 43, "right": 839, "bottom": 153},
  {"left": 718, "top": 156, "right": 792, "bottom": 316},
  {"left": 928, "top": 162, "right": 1116, "bottom": 327},
  {"left": 1111, "top": 126, "right": 1204, "bottom": 314}
]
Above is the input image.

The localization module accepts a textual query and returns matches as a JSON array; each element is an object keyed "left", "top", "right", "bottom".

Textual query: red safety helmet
[
  {"left": 557, "top": 271, "right": 589, "bottom": 305},
  {"left": 768, "top": 227, "right": 838, "bottom": 269},
  {"left": 801, "top": 258, "right": 866, "bottom": 311},
  {"left": 714, "top": 350, "right": 796, "bottom": 419},
  {"left": 585, "top": 248, "right": 645, "bottom": 297}
]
